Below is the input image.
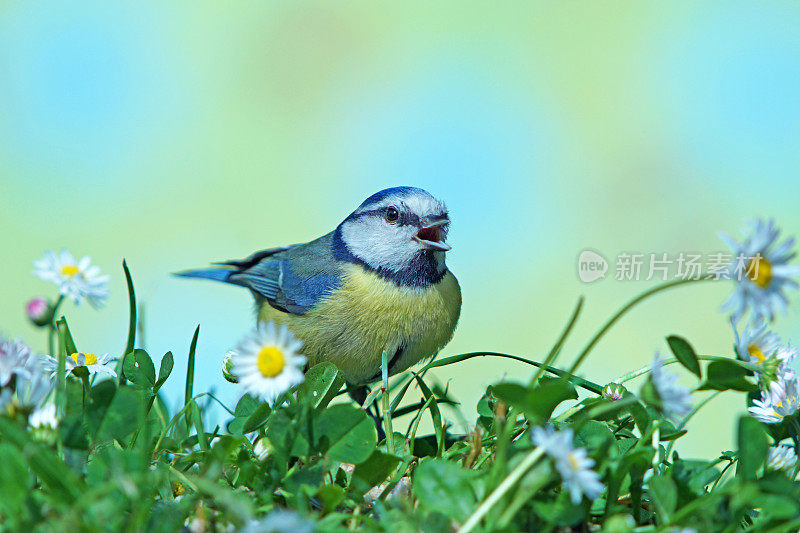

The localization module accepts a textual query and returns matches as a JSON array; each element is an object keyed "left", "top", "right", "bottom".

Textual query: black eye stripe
[
  {"left": 351, "top": 207, "right": 444, "bottom": 228},
  {"left": 401, "top": 212, "right": 419, "bottom": 226}
]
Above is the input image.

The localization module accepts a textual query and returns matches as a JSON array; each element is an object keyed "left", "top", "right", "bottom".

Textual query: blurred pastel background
[{"left": 2, "top": 1, "right": 800, "bottom": 458}]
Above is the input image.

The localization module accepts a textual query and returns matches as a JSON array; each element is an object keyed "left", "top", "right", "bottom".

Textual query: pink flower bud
[{"left": 26, "top": 297, "right": 53, "bottom": 327}]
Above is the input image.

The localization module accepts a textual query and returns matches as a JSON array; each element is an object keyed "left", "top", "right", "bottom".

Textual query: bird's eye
[{"left": 385, "top": 207, "right": 399, "bottom": 222}]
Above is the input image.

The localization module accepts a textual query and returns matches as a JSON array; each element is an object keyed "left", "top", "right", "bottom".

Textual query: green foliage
[
  {"left": 315, "top": 404, "right": 377, "bottom": 464},
  {"left": 413, "top": 459, "right": 479, "bottom": 522},
  {"left": 667, "top": 335, "right": 702, "bottom": 379},
  {"left": 701, "top": 360, "right": 759, "bottom": 392},
  {"left": 5, "top": 264, "right": 800, "bottom": 532}
]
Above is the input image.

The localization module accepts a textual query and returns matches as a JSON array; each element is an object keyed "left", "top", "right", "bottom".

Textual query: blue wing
[{"left": 177, "top": 233, "right": 343, "bottom": 315}]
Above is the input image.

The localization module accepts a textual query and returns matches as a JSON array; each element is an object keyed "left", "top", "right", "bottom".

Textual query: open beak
[{"left": 413, "top": 217, "right": 451, "bottom": 251}]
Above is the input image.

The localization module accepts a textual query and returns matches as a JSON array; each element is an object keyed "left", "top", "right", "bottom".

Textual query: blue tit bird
[{"left": 177, "top": 186, "right": 461, "bottom": 391}]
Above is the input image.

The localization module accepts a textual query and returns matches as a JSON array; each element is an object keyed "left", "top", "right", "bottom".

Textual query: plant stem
[
  {"left": 652, "top": 423, "right": 661, "bottom": 473},
  {"left": 711, "top": 459, "right": 736, "bottom": 490},
  {"left": 406, "top": 396, "right": 434, "bottom": 444},
  {"left": 530, "top": 297, "right": 584, "bottom": 386},
  {"left": 55, "top": 325, "right": 67, "bottom": 418},
  {"left": 554, "top": 395, "right": 639, "bottom": 425},
  {"left": 614, "top": 355, "right": 762, "bottom": 384},
  {"left": 568, "top": 278, "right": 709, "bottom": 375},
  {"left": 48, "top": 326, "right": 55, "bottom": 358},
  {"left": 425, "top": 351, "right": 603, "bottom": 394},
  {"left": 47, "top": 294, "right": 65, "bottom": 355},
  {"left": 488, "top": 406, "right": 517, "bottom": 487},
  {"left": 380, "top": 350, "right": 394, "bottom": 452},
  {"left": 459, "top": 446, "right": 545, "bottom": 533}
]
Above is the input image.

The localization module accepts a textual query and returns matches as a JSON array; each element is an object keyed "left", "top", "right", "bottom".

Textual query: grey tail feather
[{"left": 173, "top": 268, "right": 234, "bottom": 282}]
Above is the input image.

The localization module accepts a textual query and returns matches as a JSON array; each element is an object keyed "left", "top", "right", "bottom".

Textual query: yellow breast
[{"left": 258, "top": 263, "right": 461, "bottom": 384}]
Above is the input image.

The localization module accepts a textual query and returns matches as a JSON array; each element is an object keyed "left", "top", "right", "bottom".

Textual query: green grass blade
[
  {"left": 54, "top": 316, "right": 76, "bottom": 418},
  {"left": 122, "top": 259, "right": 137, "bottom": 356},
  {"left": 185, "top": 326, "right": 200, "bottom": 409},
  {"left": 392, "top": 398, "right": 456, "bottom": 419},
  {"left": 530, "top": 296, "right": 583, "bottom": 385},
  {"left": 424, "top": 352, "right": 603, "bottom": 394},
  {"left": 411, "top": 372, "right": 445, "bottom": 458},
  {"left": 118, "top": 260, "right": 137, "bottom": 385},
  {"left": 55, "top": 318, "right": 69, "bottom": 416},
  {"left": 0, "top": 419, "right": 85, "bottom": 504},
  {"left": 380, "top": 350, "right": 394, "bottom": 452},
  {"left": 568, "top": 278, "right": 706, "bottom": 374},
  {"left": 389, "top": 376, "right": 415, "bottom": 414},
  {"left": 55, "top": 317, "right": 77, "bottom": 355},
  {"left": 191, "top": 401, "right": 209, "bottom": 451}
]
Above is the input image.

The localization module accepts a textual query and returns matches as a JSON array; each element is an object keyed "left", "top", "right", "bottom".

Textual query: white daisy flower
[
  {"left": 17, "top": 363, "right": 52, "bottom": 407},
  {"left": 720, "top": 218, "right": 800, "bottom": 323},
  {"left": 42, "top": 352, "right": 117, "bottom": 379},
  {"left": 232, "top": 321, "right": 306, "bottom": 404},
  {"left": 766, "top": 444, "right": 797, "bottom": 472},
  {"left": 733, "top": 321, "right": 798, "bottom": 384},
  {"left": 771, "top": 345, "right": 799, "bottom": 384},
  {"left": 0, "top": 363, "right": 52, "bottom": 414},
  {"left": 242, "top": 510, "right": 314, "bottom": 533},
  {"left": 29, "top": 402, "right": 58, "bottom": 430},
  {"left": 532, "top": 425, "right": 604, "bottom": 504},
  {"left": 222, "top": 350, "right": 238, "bottom": 383},
  {"left": 734, "top": 320, "right": 782, "bottom": 366},
  {"left": 0, "top": 338, "right": 34, "bottom": 386},
  {"left": 33, "top": 249, "right": 110, "bottom": 308},
  {"left": 557, "top": 446, "right": 605, "bottom": 505},
  {"left": 532, "top": 425, "right": 573, "bottom": 460},
  {"left": 748, "top": 374, "right": 800, "bottom": 424},
  {"left": 650, "top": 353, "right": 693, "bottom": 421}
]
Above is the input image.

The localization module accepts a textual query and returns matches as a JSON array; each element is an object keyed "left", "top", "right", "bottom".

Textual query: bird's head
[{"left": 334, "top": 187, "right": 451, "bottom": 283}]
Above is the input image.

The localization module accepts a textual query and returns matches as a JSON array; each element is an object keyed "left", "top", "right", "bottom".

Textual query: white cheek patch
[{"left": 341, "top": 217, "right": 420, "bottom": 271}]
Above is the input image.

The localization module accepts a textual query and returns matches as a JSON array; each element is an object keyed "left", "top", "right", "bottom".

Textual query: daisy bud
[
  {"left": 253, "top": 437, "right": 271, "bottom": 462},
  {"left": 25, "top": 297, "right": 53, "bottom": 327},
  {"left": 767, "top": 445, "right": 797, "bottom": 472},
  {"left": 222, "top": 351, "right": 238, "bottom": 383},
  {"left": 28, "top": 403, "right": 58, "bottom": 445},
  {"left": 602, "top": 383, "right": 626, "bottom": 402}
]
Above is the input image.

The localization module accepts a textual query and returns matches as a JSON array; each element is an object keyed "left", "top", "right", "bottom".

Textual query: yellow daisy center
[
  {"left": 567, "top": 452, "right": 581, "bottom": 471},
  {"left": 61, "top": 264, "right": 80, "bottom": 278},
  {"left": 748, "top": 344, "right": 767, "bottom": 365},
  {"left": 70, "top": 352, "right": 98, "bottom": 366},
  {"left": 747, "top": 256, "right": 773, "bottom": 289},
  {"left": 256, "top": 346, "right": 285, "bottom": 378}
]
